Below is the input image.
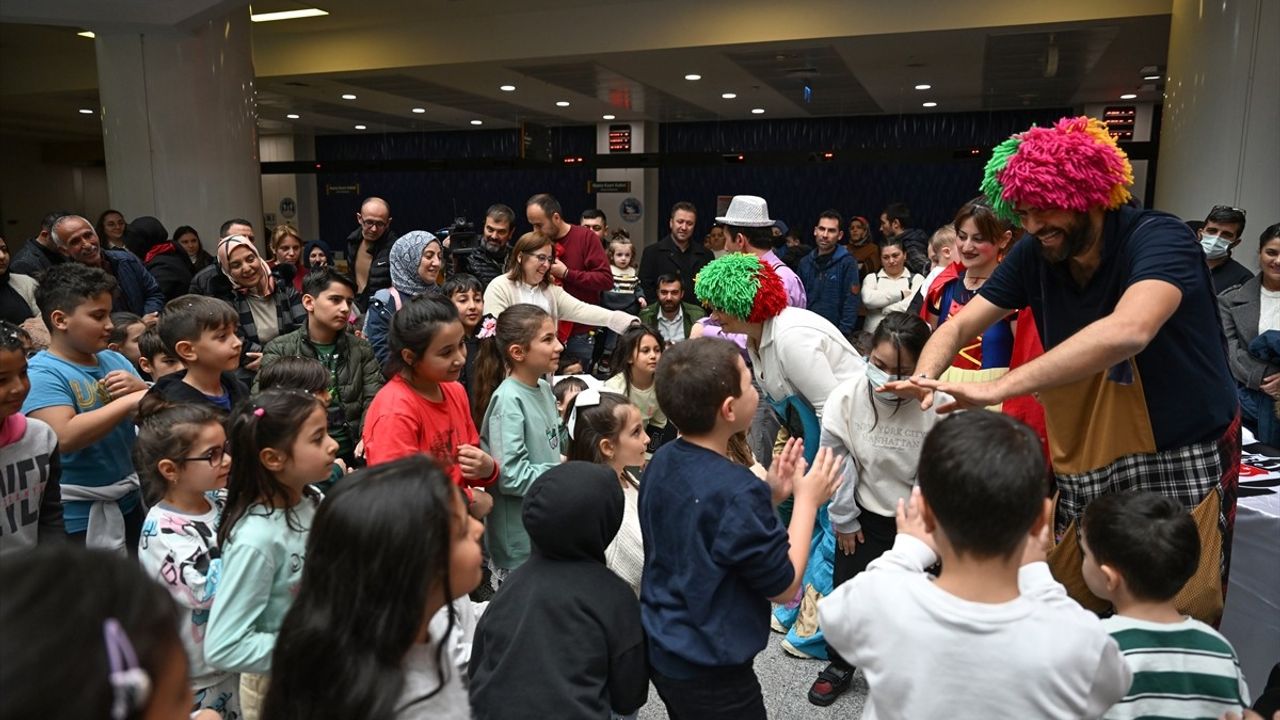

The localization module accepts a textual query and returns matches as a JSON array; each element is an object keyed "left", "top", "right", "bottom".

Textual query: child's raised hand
[
  {"left": 895, "top": 487, "right": 935, "bottom": 551},
  {"left": 765, "top": 437, "right": 804, "bottom": 506},
  {"left": 793, "top": 446, "right": 840, "bottom": 507},
  {"left": 458, "top": 444, "right": 496, "bottom": 480}
]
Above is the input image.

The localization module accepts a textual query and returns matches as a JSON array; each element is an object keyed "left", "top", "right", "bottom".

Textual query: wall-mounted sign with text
[
  {"left": 325, "top": 183, "right": 361, "bottom": 195},
  {"left": 588, "top": 180, "right": 632, "bottom": 194}
]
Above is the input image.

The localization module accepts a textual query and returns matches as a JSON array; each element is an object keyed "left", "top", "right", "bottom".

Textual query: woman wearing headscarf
[
  {"left": 303, "top": 239, "right": 333, "bottom": 272},
  {"left": 363, "top": 230, "right": 445, "bottom": 367},
  {"left": 215, "top": 235, "right": 307, "bottom": 381},
  {"left": 128, "top": 216, "right": 195, "bottom": 302}
]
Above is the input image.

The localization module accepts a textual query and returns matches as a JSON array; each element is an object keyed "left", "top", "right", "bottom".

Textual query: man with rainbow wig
[{"left": 890, "top": 116, "right": 1239, "bottom": 623}]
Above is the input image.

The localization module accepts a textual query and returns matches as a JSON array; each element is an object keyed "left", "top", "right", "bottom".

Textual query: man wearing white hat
[{"left": 718, "top": 196, "right": 807, "bottom": 308}]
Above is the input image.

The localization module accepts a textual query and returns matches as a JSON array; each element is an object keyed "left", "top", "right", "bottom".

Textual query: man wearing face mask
[{"left": 1200, "top": 205, "right": 1251, "bottom": 294}]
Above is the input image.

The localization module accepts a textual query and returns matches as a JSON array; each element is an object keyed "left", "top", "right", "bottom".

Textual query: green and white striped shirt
[{"left": 1102, "top": 615, "right": 1250, "bottom": 720}]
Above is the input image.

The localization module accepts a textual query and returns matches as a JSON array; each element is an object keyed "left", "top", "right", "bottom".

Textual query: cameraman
[{"left": 449, "top": 203, "right": 515, "bottom": 289}]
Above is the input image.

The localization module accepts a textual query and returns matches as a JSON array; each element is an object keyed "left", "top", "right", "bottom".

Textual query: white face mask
[{"left": 1201, "top": 233, "right": 1231, "bottom": 260}]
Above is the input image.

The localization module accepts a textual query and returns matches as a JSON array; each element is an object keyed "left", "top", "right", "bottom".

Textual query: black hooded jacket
[
  {"left": 469, "top": 462, "right": 648, "bottom": 719},
  {"left": 897, "top": 226, "right": 930, "bottom": 277},
  {"left": 128, "top": 216, "right": 195, "bottom": 302}
]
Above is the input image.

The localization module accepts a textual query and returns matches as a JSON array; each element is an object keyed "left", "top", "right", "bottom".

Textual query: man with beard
[
  {"left": 51, "top": 215, "right": 164, "bottom": 325},
  {"left": 639, "top": 201, "right": 712, "bottom": 305},
  {"left": 879, "top": 202, "right": 929, "bottom": 276},
  {"left": 639, "top": 273, "right": 705, "bottom": 346},
  {"left": 452, "top": 203, "right": 515, "bottom": 289},
  {"left": 798, "top": 210, "right": 859, "bottom": 337},
  {"left": 889, "top": 116, "right": 1239, "bottom": 625}
]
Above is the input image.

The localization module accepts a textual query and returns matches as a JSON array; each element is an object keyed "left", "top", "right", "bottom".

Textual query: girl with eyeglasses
[{"left": 133, "top": 398, "right": 241, "bottom": 719}]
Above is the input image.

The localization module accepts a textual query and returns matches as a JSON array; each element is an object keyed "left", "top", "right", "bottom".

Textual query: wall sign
[
  {"left": 279, "top": 197, "right": 296, "bottom": 219},
  {"left": 588, "top": 180, "right": 632, "bottom": 194},
  {"left": 619, "top": 197, "right": 642, "bottom": 223}
]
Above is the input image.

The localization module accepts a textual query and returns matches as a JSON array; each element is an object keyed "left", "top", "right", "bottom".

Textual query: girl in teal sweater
[
  {"left": 205, "top": 389, "right": 339, "bottom": 717},
  {"left": 476, "top": 304, "right": 564, "bottom": 589}
]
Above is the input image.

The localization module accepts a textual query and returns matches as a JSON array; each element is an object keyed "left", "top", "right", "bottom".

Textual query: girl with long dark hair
[
  {"left": 603, "top": 324, "right": 671, "bottom": 457},
  {"left": 262, "top": 455, "right": 483, "bottom": 720},
  {"left": 804, "top": 311, "right": 947, "bottom": 706}
]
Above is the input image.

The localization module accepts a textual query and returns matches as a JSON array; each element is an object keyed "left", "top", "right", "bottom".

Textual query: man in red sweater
[{"left": 526, "top": 193, "right": 613, "bottom": 370}]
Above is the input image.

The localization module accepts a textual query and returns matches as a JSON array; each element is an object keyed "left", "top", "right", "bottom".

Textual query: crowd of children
[{"left": 2, "top": 202, "right": 1275, "bottom": 720}]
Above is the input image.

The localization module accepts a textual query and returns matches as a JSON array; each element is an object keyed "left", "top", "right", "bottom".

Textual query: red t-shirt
[
  {"left": 554, "top": 223, "right": 613, "bottom": 340},
  {"left": 362, "top": 376, "right": 496, "bottom": 487}
]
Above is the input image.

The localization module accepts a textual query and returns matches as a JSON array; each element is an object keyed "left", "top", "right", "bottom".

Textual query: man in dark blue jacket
[
  {"left": 51, "top": 215, "right": 164, "bottom": 323},
  {"left": 798, "top": 210, "right": 859, "bottom": 336}
]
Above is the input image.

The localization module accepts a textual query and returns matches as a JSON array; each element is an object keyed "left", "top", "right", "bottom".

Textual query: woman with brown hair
[{"left": 269, "top": 224, "right": 306, "bottom": 292}]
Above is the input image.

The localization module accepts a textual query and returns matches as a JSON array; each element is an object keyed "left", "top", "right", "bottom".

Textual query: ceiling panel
[
  {"left": 725, "top": 45, "right": 881, "bottom": 115},
  {"left": 515, "top": 61, "right": 718, "bottom": 121},
  {"left": 980, "top": 26, "right": 1119, "bottom": 109}
]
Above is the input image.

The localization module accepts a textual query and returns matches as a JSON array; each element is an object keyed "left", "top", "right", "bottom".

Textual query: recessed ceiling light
[
  {"left": 499, "top": 85, "right": 516, "bottom": 92},
  {"left": 721, "top": 92, "right": 737, "bottom": 99},
  {"left": 922, "top": 101, "right": 938, "bottom": 108},
  {"left": 411, "top": 107, "right": 426, "bottom": 114},
  {"left": 286, "top": 113, "right": 300, "bottom": 119},
  {"left": 353, "top": 124, "right": 367, "bottom": 130},
  {"left": 341, "top": 93, "right": 357, "bottom": 100},
  {"left": 555, "top": 101, "right": 571, "bottom": 107},
  {"left": 250, "top": 8, "right": 329, "bottom": 22},
  {"left": 914, "top": 84, "right": 932, "bottom": 90},
  {"left": 1143, "top": 75, "right": 1161, "bottom": 81},
  {"left": 78, "top": 108, "right": 95, "bottom": 115},
  {"left": 470, "top": 120, "right": 483, "bottom": 126},
  {"left": 77, "top": 30, "right": 95, "bottom": 38},
  {"left": 602, "top": 114, "right": 616, "bottom": 120},
  {"left": 751, "top": 108, "right": 765, "bottom": 114},
  {"left": 684, "top": 74, "right": 702, "bottom": 81},
  {"left": 1120, "top": 93, "right": 1138, "bottom": 100}
]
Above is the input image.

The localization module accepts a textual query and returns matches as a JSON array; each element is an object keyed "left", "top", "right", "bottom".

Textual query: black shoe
[{"left": 807, "top": 664, "right": 854, "bottom": 706}]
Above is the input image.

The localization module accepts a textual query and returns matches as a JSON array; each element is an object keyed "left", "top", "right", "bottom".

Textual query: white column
[
  {"left": 1155, "top": 0, "right": 1280, "bottom": 270},
  {"left": 95, "top": 7, "right": 262, "bottom": 252},
  {"left": 595, "top": 121, "right": 660, "bottom": 259}
]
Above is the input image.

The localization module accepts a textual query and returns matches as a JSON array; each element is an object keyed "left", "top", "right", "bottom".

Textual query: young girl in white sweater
[
  {"left": 564, "top": 389, "right": 649, "bottom": 595},
  {"left": 805, "top": 311, "right": 947, "bottom": 706}
]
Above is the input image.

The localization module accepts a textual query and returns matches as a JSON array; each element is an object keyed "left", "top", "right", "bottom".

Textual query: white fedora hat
[{"left": 715, "top": 195, "right": 775, "bottom": 227}]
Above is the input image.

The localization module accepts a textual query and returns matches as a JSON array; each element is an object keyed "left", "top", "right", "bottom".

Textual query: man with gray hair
[
  {"left": 51, "top": 214, "right": 164, "bottom": 324},
  {"left": 345, "top": 196, "right": 398, "bottom": 310}
]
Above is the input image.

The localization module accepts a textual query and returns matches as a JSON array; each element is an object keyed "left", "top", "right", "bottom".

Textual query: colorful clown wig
[
  {"left": 981, "top": 115, "right": 1134, "bottom": 224},
  {"left": 694, "top": 253, "right": 788, "bottom": 323}
]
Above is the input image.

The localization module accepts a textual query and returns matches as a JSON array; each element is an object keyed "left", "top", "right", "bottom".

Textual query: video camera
[{"left": 440, "top": 216, "right": 479, "bottom": 255}]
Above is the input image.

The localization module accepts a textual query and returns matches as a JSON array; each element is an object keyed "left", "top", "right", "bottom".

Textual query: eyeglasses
[
  {"left": 1211, "top": 205, "right": 1246, "bottom": 216},
  {"left": 360, "top": 218, "right": 389, "bottom": 229},
  {"left": 177, "top": 441, "right": 230, "bottom": 467},
  {"left": 525, "top": 252, "right": 552, "bottom": 264}
]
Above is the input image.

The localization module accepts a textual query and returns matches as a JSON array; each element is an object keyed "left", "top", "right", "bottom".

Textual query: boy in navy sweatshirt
[{"left": 639, "top": 337, "right": 840, "bottom": 719}]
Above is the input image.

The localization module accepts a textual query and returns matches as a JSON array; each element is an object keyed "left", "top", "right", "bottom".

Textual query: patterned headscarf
[
  {"left": 981, "top": 115, "right": 1134, "bottom": 225},
  {"left": 217, "top": 235, "right": 275, "bottom": 297},
  {"left": 694, "top": 253, "right": 787, "bottom": 322},
  {"left": 389, "top": 230, "right": 442, "bottom": 297}
]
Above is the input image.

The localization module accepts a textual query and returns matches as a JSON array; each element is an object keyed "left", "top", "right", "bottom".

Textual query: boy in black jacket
[
  {"left": 145, "top": 295, "right": 248, "bottom": 414},
  {"left": 468, "top": 462, "right": 647, "bottom": 719}
]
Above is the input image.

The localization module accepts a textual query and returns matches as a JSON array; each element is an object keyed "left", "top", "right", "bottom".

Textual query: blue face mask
[
  {"left": 865, "top": 363, "right": 907, "bottom": 396},
  {"left": 1201, "top": 233, "right": 1231, "bottom": 260}
]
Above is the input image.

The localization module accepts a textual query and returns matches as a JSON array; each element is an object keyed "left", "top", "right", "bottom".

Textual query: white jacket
[
  {"left": 483, "top": 276, "right": 637, "bottom": 333},
  {"left": 862, "top": 269, "right": 923, "bottom": 333},
  {"left": 748, "top": 306, "right": 863, "bottom": 418}
]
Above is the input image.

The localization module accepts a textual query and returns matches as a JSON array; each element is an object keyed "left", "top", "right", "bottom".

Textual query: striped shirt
[{"left": 1102, "top": 615, "right": 1250, "bottom": 719}]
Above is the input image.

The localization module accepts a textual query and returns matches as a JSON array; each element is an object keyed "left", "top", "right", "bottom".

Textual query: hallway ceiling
[{"left": 0, "top": 2, "right": 1170, "bottom": 141}]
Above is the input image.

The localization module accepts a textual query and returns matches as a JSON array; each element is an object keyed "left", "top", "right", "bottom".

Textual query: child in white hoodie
[{"left": 818, "top": 410, "right": 1131, "bottom": 720}]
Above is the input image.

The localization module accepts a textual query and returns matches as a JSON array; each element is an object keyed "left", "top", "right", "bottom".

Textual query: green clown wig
[{"left": 693, "top": 253, "right": 788, "bottom": 323}]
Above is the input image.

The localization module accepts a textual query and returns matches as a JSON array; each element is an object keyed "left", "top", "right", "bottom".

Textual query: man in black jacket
[
  {"left": 450, "top": 203, "right": 514, "bottom": 289},
  {"left": 880, "top": 201, "right": 930, "bottom": 276},
  {"left": 345, "top": 196, "right": 397, "bottom": 311},
  {"left": 10, "top": 210, "right": 71, "bottom": 278},
  {"left": 639, "top": 201, "right": 712, "bottom": 304}
]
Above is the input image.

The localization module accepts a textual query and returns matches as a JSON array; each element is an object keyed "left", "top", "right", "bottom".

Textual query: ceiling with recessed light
[{"left": 0, "top": 0, "right": 1171, "bottom": 141}]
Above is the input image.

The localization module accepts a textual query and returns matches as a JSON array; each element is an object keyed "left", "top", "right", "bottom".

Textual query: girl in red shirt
[{"left": 362, "top": 294, "right": 498, "bottom": 514}]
